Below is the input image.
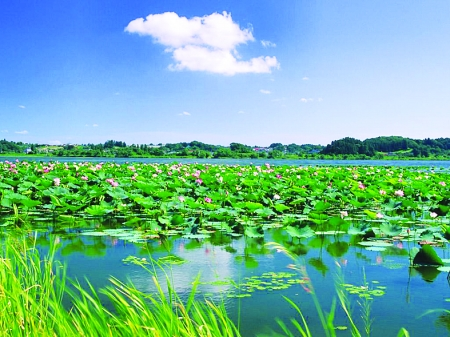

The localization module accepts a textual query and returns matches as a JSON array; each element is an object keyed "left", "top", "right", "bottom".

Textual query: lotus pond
[{"left": 2, "top": 159, "right": 450, "bottom": 336}]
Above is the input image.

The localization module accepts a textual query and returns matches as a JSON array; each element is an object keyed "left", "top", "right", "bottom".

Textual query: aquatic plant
[{"left": 0, "top": 237, "right": 240, "bottom": 337}]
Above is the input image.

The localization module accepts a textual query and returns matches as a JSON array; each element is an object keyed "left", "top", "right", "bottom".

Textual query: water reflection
[{"left": 4, "top": 225, "right": 450, "bottom": 336}]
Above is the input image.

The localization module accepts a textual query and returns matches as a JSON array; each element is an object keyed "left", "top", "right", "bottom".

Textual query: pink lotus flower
[
  {"left": 204, "top": 197, "right": 212, "bottom": 203},
  {"left": 106, "top": 178, "right": 118, "bottom": 187},
  {"left": 430, "top": 212, "right": 438, "bottom": 218},
  {"left": 376, "top": 213, "right": 383, "bottom": 219},
  {"left": 276, "top": 174, "right": 282, "bottom": 179},
  {"left": 81, "top": 176, "right": 88, "bottom": 181},
  {"left": 439, "top": 181, "right": 446, "bottom": 186},
  {"left": 340, "top": 211, "right": 348, "bottom": 218},
  {"left": 53, "top": 178, "right": 60, "bottom": 186},
  {"left": 358, "top": 182, "right": 365, "bottom": 189},
  {"left": 195, "top": 179, "right": 203, "bottom": 185},
  {"left": 273, "top": 194, "right": 281, "bottom": 200},
  {"left": 379, "top": 189, "right": 386, "bottom": 195},
  {"left": 178, "top": 196, "right": 185, "bottom": 202},
  {"left": 394, "top": 190, "right": 404, "bottom": 197}
]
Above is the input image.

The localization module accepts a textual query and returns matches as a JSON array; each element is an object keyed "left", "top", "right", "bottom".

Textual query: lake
[
  {"left": 2, "top": 157, "right": 450, "bottom": 336},
  {"left": 23, "top": 223, "right": 450, "bottom": 336}
]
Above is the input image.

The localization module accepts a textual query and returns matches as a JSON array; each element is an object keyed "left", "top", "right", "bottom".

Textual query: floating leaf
[
  {"left": 80, "top": 231, "right": 108, "bottom": 236},
  {"left": 358, "top": 241, "right": 393, "bottom": 247}
]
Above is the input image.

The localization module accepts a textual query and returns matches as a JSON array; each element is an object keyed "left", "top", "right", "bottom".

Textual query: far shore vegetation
[{"left": 2, "top": 135, "right": 450, "bottom": 160}]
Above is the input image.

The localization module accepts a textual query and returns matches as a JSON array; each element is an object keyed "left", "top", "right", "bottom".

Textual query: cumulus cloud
[
  {"left": 93, "top": 124, "right": 99, "bottom": 127},
  {"left": 261, "top": 40, "right": 276, "bottom": 48},
  {"left": 302, "top": 77, "right": 309, "bottom": 81},
  {"left": 15, "top": 130, "right": 28, "bottom": 134},
  {"left": 125, "top": 11, "right": 279, "bottom": 76},
  {"left": 300, "top": 98, "right": 313, "bottom": 103},
  {"left": 178, "top": 111, "right": 191, "bottom": 116},
  {"left": 0, "top": 130, "right": 8, "bottom": 133},
  {"left": 18, "top": 105, "right": 26, "bottom": 109},
  {"left": 260, "top": 89, "right": 271, "bottom": 94}
]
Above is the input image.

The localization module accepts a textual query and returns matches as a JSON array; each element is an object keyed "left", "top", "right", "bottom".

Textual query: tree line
[
  {"left": 1, "top": 136, "right": 450, "bottom": 160},
  {"left": 321, "top": 136, "right": 450, "bottom": 158}
]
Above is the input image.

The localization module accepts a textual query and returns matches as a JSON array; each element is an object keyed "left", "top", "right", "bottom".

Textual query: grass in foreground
[{"left": 0, "top": 238, "right": 240, "bottom": 337}]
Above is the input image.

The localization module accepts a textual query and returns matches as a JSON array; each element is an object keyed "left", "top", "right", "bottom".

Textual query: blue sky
[{"left": 1, "top": 1, "right": 449, "bottom": 146}]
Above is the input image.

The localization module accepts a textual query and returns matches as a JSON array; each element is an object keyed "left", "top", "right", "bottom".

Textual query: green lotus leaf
[
  {"left": 20, "top": 198, "right": 41, "bottom": 208},
  {"left": 274, "top": 203, "right": 290, "bottom": 212},
  {"left": 329, "top": 216, "right": 346, "bottom": 227},
  {"left": 314, "top": 201, "right": 331, "bottom": 212},
  {"left": 243, "top": 202, "right": 265, "bottom": 211},
  {"left": 244, "top": 226, "right": 264, "bottom": 238},
  {"left": 379, "top": 222, "right": 403, "bottom": 237},
  {"left": 413, "top": 244, "right": 444, "bottom": 266},
  {"left": 85, "top": 205, "right": 113, "bottom": 216},
  {"left": 254, "top": 207, "right": 276, "bottom": 217},
  {"left": 0, "top": 181, "right": 13, "bottom": 189},
  {"left": 363, "top": 209, "right": 378, "bottom": 220},
  {"left": 285, "top": 225, "right": 315, "bottom": 238}
]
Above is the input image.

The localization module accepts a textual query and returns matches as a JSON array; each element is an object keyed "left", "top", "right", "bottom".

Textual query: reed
[{"left": 0, "top": 238, "right": 240, "bottom": 337}]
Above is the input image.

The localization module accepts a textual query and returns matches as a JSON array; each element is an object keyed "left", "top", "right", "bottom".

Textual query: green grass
[{"left": 0, "top": 237, "right": 240, "bottom": 337}]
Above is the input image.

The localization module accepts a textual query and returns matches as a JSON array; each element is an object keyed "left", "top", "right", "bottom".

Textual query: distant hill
[{"left": 320, "top": 136, "right": 450, "bottom": 157}]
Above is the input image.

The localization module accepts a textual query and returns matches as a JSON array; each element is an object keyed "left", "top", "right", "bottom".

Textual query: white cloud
[
  {"left": 261, "top": 40, "right": 276, "bottom": 48},
  {"left": 238, "top": 110, "right": 245, "bottom": 114},
  {"left": 125, "top": 11, "right": 279, "bottom": 76},
  {"left": 260, "top": 89, "right": 271, "bottom": 94},
  {"left": 302, "top": 77, "right": 309, "bottom": 80},
  {"left": 93, "top": 124, "right": 99, "bottom": 127},
  {"left": 48, "top": 140, "right": 62, "bottom": 145},
  {"left": 0, "top": 130, "right": 8, "bottom": 133},
  {"left": 18, "top": 105, "right": 26, "bottom": 109},
  {"left": 15, "top": 130, "right": 28, "bottom": 134},
  {"left": 271, "top": 97, "right": 286, "bottom": 102},
  {"left": 300, "top": 98, "right": 313, "bottom": 103},
  {"left": 178, "top": 111, "right": 191, "bottom": 116}
]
